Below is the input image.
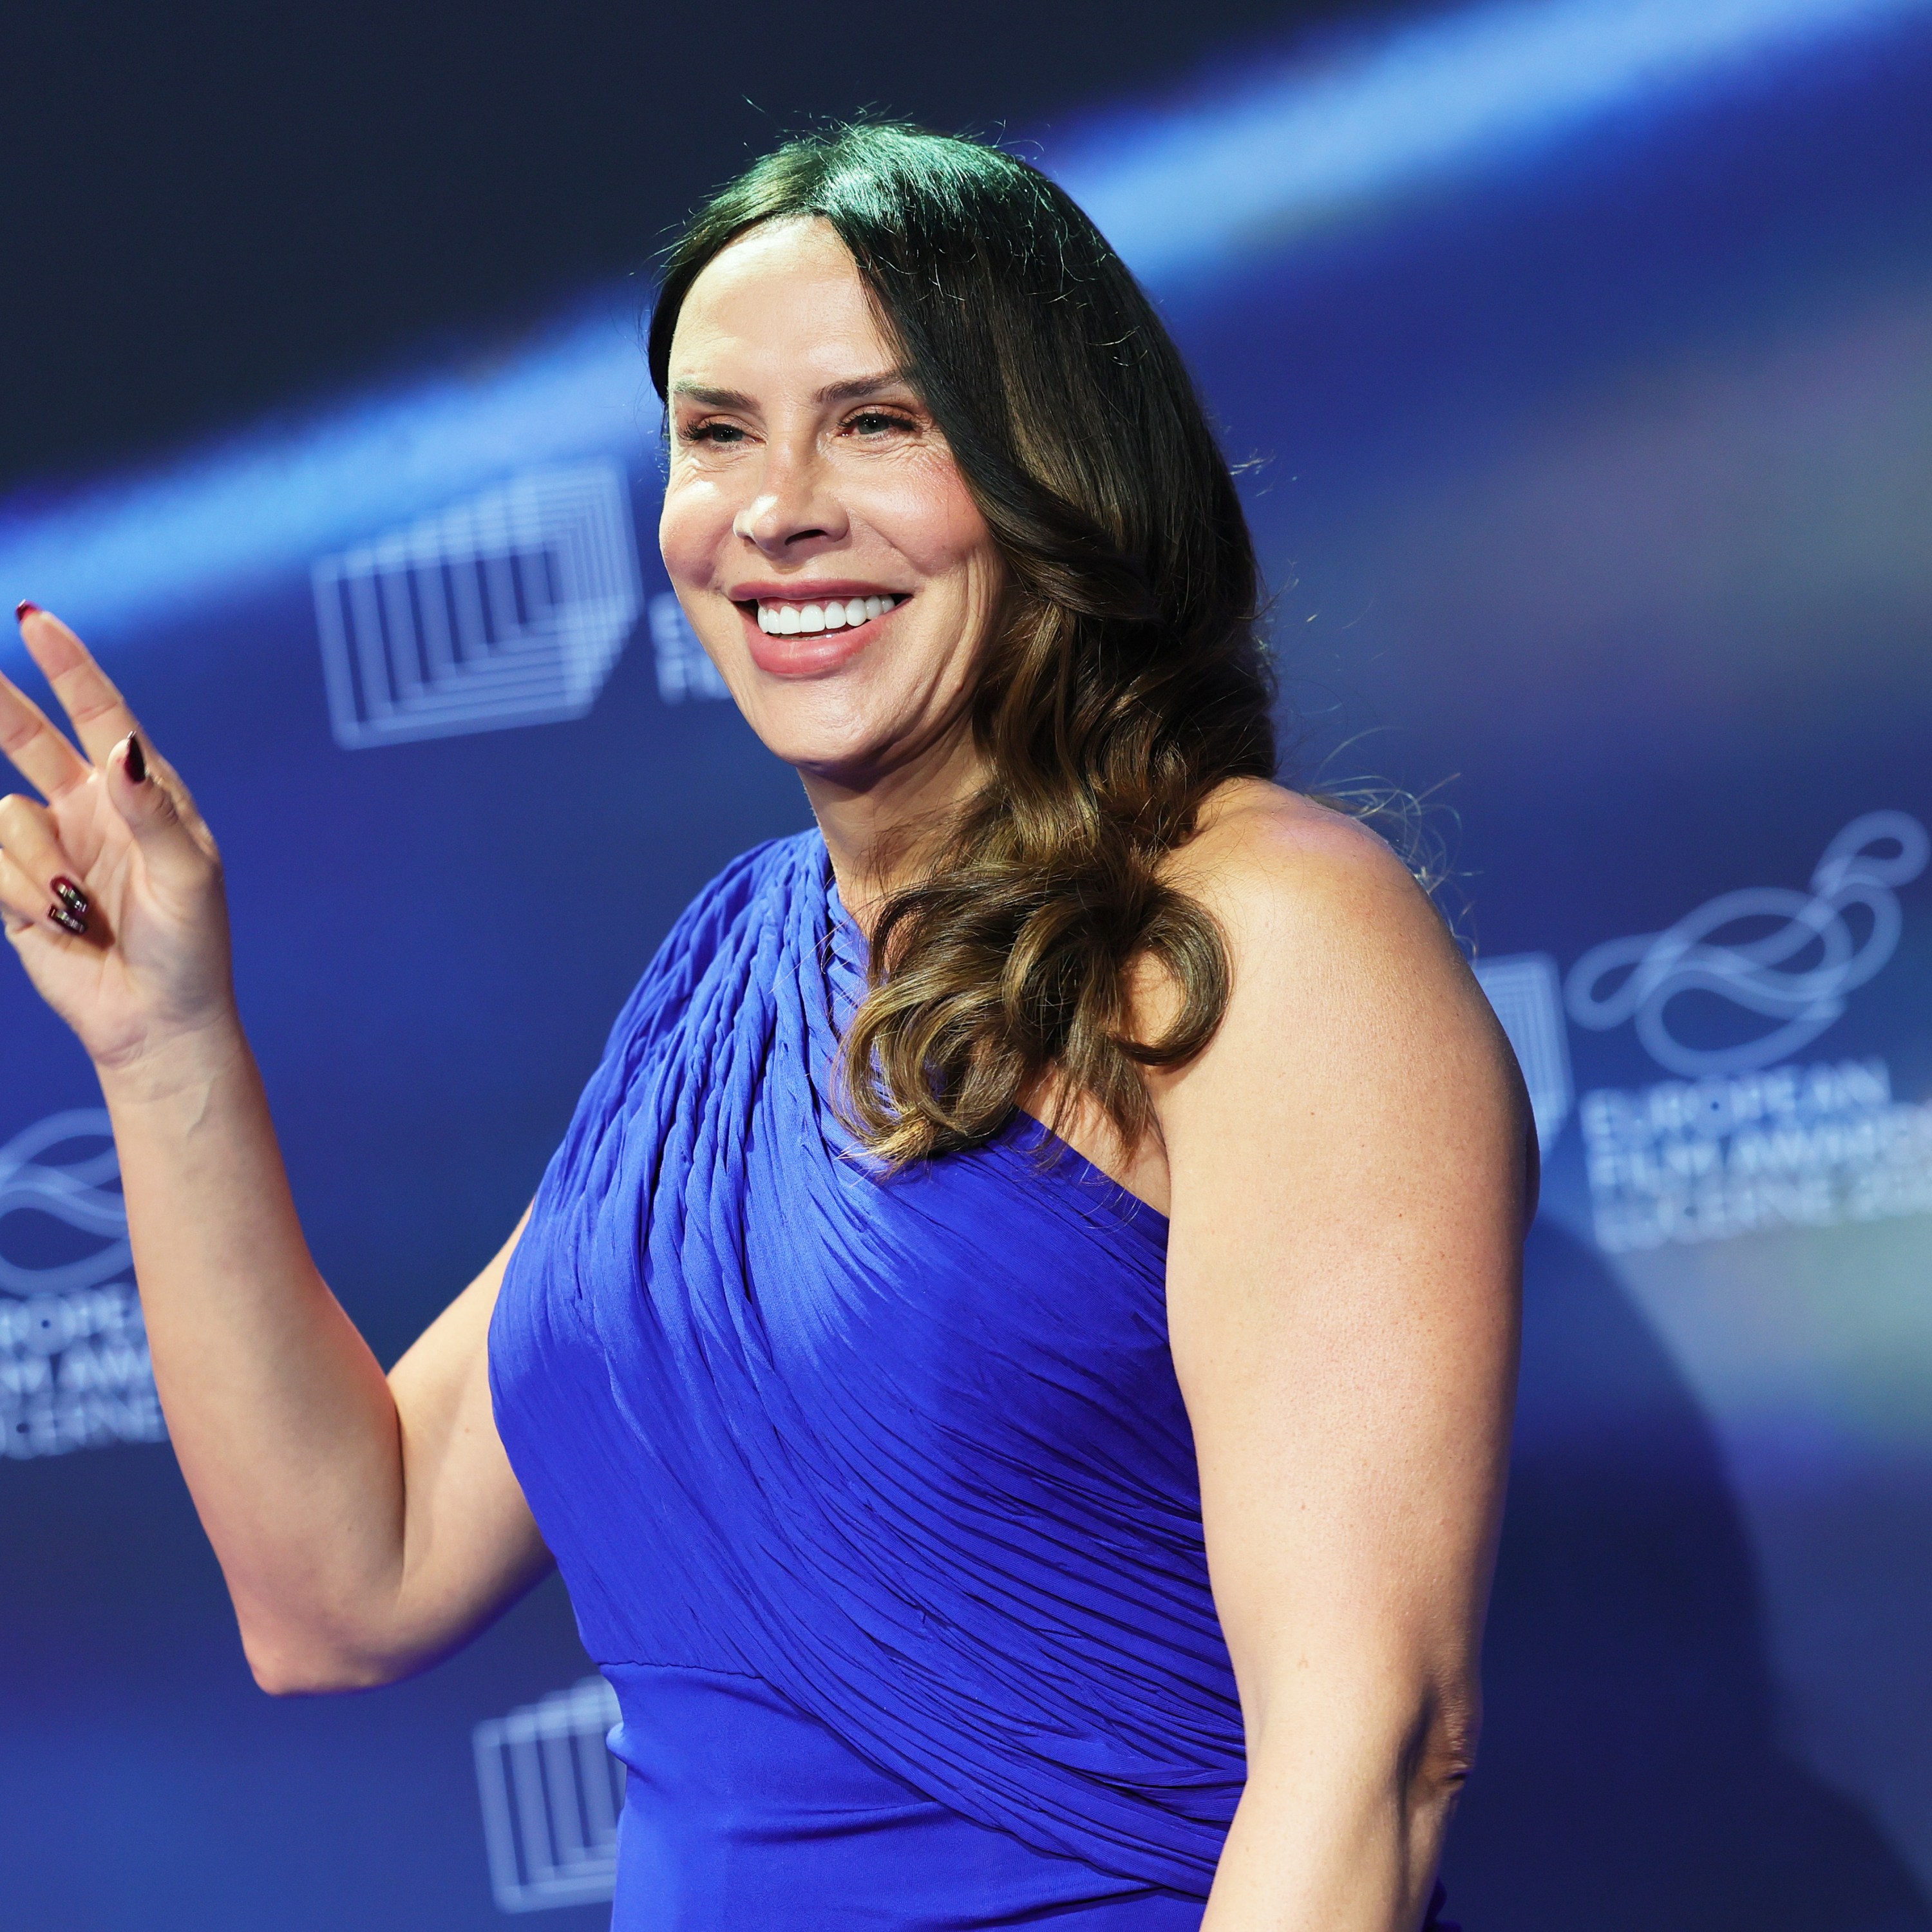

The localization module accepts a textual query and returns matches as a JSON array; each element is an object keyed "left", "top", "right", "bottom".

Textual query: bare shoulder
[
  {"left": 1153, "top": 779, "right": 1528, "bottom": 1161},
  {"left": 1164, "top": 777, "right": 1459, "bottom": 985}
]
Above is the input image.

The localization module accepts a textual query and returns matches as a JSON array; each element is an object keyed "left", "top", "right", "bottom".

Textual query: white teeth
[{"left": 753, "top": 592, "right": 903, "bottom": 636}]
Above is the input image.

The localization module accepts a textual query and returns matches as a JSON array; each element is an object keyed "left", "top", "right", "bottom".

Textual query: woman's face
[{"left": 659, "top": 217, "right": 1006, "bottom": 795}]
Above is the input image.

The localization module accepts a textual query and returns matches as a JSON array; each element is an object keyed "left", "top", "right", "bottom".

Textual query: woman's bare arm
[
  {"left": 1159, "top": 787, "right": 1526, "bottom": 1932},
  {"left": 0, "top": 608, "right": 547, "bottom": 1692}
]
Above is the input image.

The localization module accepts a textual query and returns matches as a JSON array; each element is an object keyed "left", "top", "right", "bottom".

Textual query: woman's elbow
[
  {"left": 1406, "top": 1685, "right": 1481, "bottom": 1814},
  {"left": 1244, "top": 1669, "right": 1481, "bottom": 1813},
  {"left": 240, "top": 1617, "right": 418, "bottom": 1697}
]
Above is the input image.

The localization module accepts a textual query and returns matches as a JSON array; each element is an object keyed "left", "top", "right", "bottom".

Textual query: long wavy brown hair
[{"left": 648, "top": 122, "right": 1278, "bottom": 1165}]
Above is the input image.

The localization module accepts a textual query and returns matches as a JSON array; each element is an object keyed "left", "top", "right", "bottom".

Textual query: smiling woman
[
  {"left": 0, "top": 121, "right": 1524, "bottom": 1932},
  {"left": 649, "top": 133, "right": 1282, "bottom": 1169},
  {"left": 656, "top": 213, "right": 1010, "bottom": 796}
]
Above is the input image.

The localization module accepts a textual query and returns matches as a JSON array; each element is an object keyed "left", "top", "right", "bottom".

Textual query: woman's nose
[{"left": 733, "top": 446, "right": 849, "bottom": 556}]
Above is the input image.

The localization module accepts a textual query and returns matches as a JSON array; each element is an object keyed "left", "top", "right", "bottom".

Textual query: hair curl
[{"left": 649, "top": 122, "right": 1277, "bottom": 1164}]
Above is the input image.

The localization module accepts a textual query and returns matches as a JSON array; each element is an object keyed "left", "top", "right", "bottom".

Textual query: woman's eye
[
  {"left": 848, "top": 410, "right": 914, "bottom": 437},
  {"left": 683, "top": 422, "right": 747, "bottom": 445}
]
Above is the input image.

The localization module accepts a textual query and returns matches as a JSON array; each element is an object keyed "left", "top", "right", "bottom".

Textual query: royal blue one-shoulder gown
[{"left": 490, "top": 831, "right": 1457, "bottom": 1928}]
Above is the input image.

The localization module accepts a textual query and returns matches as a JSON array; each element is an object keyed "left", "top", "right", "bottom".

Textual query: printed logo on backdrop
[
  {"left": 0, "top": 1111, "right": 164, "bottom": 1459},
  {"left": 647, "top": 593, "right": 732, "bottom": 704},
  {"left": 1470, "top": 953, "right": 1574, "bottom": 1156},
  {"left": 1565, "top": 811, "right": 1926, "bottom": 1078},
  {"left": 1474, "top": 812, "right": 1932, "bottom": 1254},
  {"left": 313, "top": 462, "right": 643, "bottom": 748},
  {"left": 473, "top": 1677, "right": 624, "bottom": 1913}
]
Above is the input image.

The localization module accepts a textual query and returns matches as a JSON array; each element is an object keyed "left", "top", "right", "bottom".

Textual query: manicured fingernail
[
  {"left": 14, "top": 601, "right": 37, "bottom": 621},
  {"left": 124, "top": 733, "right": 147, "bottom": 784},
  {"left": 51, "top": 876, "right": 88, "bottom": 916},
  {"left": 49, "top": 905, "right": 87, "bottom": 936}
]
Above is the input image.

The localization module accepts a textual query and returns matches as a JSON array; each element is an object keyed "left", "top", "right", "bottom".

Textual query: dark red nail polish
[
  {"left": 51, "top": 876, "right": 88, "bottom": 916},
  {"left": 14, "top": 601, "right": 38, "bottom": 621},
  {"left": 49, "top": 905, "right": 87, "bottom": 937},
  {"left": 125, "top": 733, "right": 147, "bottom": 784}
]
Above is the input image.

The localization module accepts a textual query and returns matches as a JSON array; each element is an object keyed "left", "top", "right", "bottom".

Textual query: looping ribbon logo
[
  {"left": 1565, "top": 811, "right": 1929, "bottom": 1077},
  {"left": 0, "top": 1110, "right": 131, "bottom": 1298}
]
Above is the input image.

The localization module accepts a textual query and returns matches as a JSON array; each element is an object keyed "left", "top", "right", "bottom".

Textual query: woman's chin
[
  {"left": 737, "top": 705, "right": 876, "bottom": 775},
  {"left": 748, "top": 715, "right": 927, "bottom": 793}
]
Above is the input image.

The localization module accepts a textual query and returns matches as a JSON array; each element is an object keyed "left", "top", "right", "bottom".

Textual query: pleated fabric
[{"left": 489, "top": 829, "right": 1459, "bottom": 1929}]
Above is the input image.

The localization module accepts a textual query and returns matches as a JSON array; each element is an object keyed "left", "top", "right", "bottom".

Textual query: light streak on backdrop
[
  {"left": 0, "top": 0, "right": 1926, "bottom": 638},
  {"left": 1051, "top": 0, "right": 1932, "bottom": 278}
]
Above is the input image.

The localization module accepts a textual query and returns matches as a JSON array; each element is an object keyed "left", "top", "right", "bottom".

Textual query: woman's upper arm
[
  {"left": 380, "top": 1205, "right": 551, "bottom": 1667},
  {"left": 1157, "top": 800, "right": 1526, "bottom": 1761}
]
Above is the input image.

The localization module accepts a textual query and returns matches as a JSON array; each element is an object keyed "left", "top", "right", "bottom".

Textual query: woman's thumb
[{"left": 108, "top": 734, "right": 207, "bottom": 891}]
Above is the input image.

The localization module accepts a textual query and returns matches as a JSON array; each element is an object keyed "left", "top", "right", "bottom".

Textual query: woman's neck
[{"left": 801, "top": 726, "right": 987, "bottom": 933}]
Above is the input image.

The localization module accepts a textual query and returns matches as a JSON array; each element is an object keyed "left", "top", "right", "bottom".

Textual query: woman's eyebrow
[
  {"left": 670, "top": 380, "right": 754, "bottom": 409},
  {"left": 815, "top": 372, "right": 914, "bottom": 404},
  {"left": 669, "top": 372, "right": 914, "bottom": 410}
]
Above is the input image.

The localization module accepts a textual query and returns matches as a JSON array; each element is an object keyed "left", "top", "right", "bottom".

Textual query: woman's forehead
[{"left": 670, "top": 221, "right": 891, "bottom": 387}]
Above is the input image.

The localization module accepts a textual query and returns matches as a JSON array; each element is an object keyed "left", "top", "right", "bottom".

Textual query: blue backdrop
[{"left": 4, "top": 1, "right": 1932, "bottom": 1924}]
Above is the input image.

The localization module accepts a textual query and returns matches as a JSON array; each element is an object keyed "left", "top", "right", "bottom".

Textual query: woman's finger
[
  {"left": 16, "top": 606, "right": 143, "bottom": 771},
  {"left": 107, "top": 734, "right": 216, "bottom": 898},
  {"left": 0, "top": 791, "right": 93, "bottom": 936},
  {"left": 0, "top": 661, "right": 95, "bottom": 802},
  {"left": 0, "top": 844, "right": 85, "bottom": 943}
]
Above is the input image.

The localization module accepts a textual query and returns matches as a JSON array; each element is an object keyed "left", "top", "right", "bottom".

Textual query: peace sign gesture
[{"left": 0, "top": 604, "right": 232, "bottom": 1079}]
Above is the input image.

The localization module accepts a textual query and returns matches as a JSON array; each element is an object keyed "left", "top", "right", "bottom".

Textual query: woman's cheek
[
  {"left": 856, "top": 477, "right": 987, "bottom": 580},
  {"left": 657, "top": 482, "right": 714, "bottom": 592}
]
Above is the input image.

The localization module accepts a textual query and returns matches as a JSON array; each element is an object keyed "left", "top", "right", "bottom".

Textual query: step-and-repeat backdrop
[{"left": 3, "top": 2, "right": 1931, "bottom": 1926}]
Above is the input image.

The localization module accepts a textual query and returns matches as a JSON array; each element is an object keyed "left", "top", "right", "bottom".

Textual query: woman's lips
[{"left": 737, "top": 592, "right": 905, "bottom": 677}]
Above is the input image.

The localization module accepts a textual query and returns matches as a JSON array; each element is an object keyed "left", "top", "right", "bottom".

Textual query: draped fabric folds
[
  {"left": 489, "top": 829, "right": 1461, "bottom": 1928},
  {"left": 491, "top": 829, "right": 1242, "bottom": 1899}
]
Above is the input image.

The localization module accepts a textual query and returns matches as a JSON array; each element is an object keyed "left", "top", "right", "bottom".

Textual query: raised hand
[
  {"left": 1, "top": 605, "right": 546, "bottom": 1690},
  {"left": 0, "top": 604, "right": 232, "bottom": 1078}
]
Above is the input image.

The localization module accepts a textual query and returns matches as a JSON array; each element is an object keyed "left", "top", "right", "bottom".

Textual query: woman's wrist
[{"left": 93, "top": 1007, "right": 254, "bottom": 1112}]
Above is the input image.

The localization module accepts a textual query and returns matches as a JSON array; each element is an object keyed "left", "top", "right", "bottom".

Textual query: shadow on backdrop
[{"left": 1444, "top": 1221, "right": 1929, "bottom": 1931}]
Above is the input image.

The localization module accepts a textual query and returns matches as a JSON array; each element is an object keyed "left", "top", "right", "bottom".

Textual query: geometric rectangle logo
[
  {"left": 1472, "top": 951, "right": 1575, "bottom": 1156},
  {"left": 473, "top": 1676, "right": 625, "bottom": 1913},
  {"left": 314, "top": 462, "right": 642, "bottom": 748}
]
